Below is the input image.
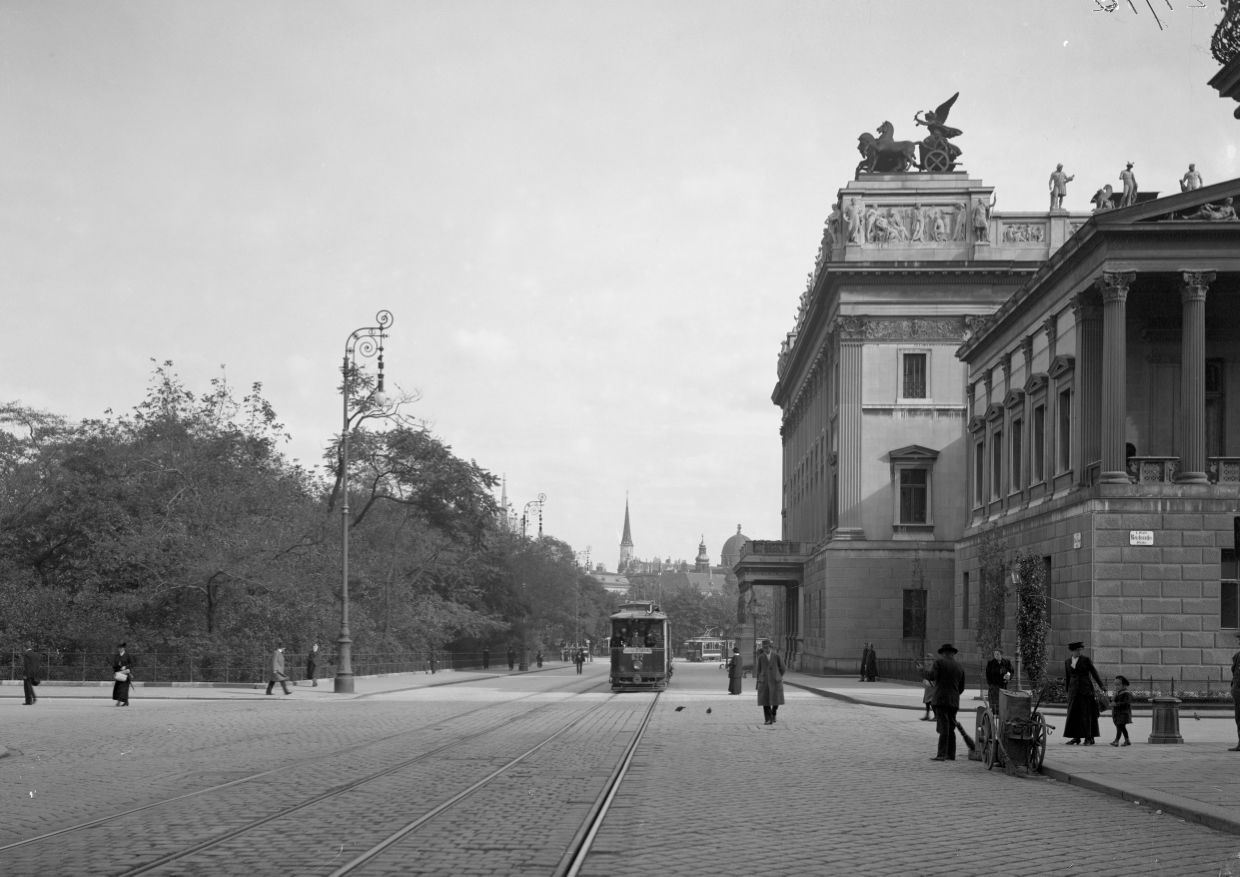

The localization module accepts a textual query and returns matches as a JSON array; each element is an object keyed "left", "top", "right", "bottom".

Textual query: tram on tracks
[
  {"left": 609, "top": 601, "right": 672, "bottom": 690},
  {"left": 683, "top": 637, "right": 731, "bottom": 664}
]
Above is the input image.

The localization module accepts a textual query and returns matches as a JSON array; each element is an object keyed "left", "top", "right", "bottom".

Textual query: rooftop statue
[
  {"left": 913, "top": 92, "right": 963, "bottom": 172},
  {"left": 1118, "top": 162, "right": 1138, "bottom": 208},
  {"left": 1049, "top": 164, "right": 1074, "bottom": 210},
  {"left": 1091, "top": 184, "right": 1116, "bottom": 213},
  {"left": 1180, "top": 164, "right": 1203, "bottom": 192},
  {"left": 855, "top": 121, "right": 918, "bottom": 178}
]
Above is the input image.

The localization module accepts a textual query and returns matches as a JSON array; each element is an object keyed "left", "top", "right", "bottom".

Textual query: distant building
[{"left": 589, "top": 570, "right": 631, "bottom": 595}]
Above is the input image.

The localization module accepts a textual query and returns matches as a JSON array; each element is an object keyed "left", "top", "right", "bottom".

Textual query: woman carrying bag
[{"left": 112, "top": 643, "right": 134, "bottom": 707}]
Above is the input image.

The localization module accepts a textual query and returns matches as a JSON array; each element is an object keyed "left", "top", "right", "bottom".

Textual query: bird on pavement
[
  {"left": 675, "top": 706, "right": 684, "bottom": 712},
  {"left": 706, "top": 708, "right": 712, "bottom": 714}
]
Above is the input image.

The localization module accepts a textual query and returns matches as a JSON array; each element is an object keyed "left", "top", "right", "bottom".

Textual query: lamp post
[
  {"left": 335, "top": 309, "right": 393, "bottom": 694},
  {"left": 575, "top": 546, "right": 591, "bottom": 650},
  {"left": 1009, "top": 566, "right": 1023, "bottom": 692},
  {"left": 518, "top": 494, "right": 546, "bottom": 671}
]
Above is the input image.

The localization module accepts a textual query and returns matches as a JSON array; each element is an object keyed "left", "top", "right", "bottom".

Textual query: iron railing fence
[{"left": 7, "top": 651, "right": 496, "bottom": 684}]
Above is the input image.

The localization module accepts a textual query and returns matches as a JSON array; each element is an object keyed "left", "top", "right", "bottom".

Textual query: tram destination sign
[{"left": 622, "top": 647, "right": 653, "bottom": 654}]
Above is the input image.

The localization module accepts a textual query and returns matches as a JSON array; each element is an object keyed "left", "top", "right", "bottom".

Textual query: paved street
[{"left": 2, "top": 663, "right": 1240, "bottom": 876}]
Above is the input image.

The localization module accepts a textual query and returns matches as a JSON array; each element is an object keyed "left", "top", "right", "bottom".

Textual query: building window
[
  {"left": 963, "top": 571, "right": 970, "bottom": 629},
  {"left": 1057, "top": 388, "right": 1072, "bottom": 473},
  {"left": 1223, "top": 549, "right": 1238, "bottom": 629},
  {"left": 1011, "top": 418, "right": 1023, "bottom": 493},
  {"left": 902, "top": 351, "right": 928, "bottom": 399},
  {"left": 975, "top": 441, "right": 985, "bottom": 508},
  {"left": 903, "top": 588, "right": 927, "bottom": 639},
  {"left": 899, "top": 468, "right": 928, "bottom": 523},
  {"left": 1032, "top": 404, "right": 1046, "bottom": 483},
  {"left": 991, "top": 429, "right": 1003, "bottom": 500}
]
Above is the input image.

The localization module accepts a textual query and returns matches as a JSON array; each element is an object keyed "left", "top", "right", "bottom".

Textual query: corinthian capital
[
  {"left": 833, "top": 315, "right": 867, "bottom": 341},
  {"left": 1070, "top": 288, "right": 1103, "bottom": 322},
  {"left": 1095, "top": 271, "right": 1136, "bottom": 304},
  {"left": 1180, "top": 270, "right": 1216, "bottom": 304}
]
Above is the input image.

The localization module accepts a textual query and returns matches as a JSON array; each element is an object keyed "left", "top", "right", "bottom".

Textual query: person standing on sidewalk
[
  {"left": 112, "top": 643, "right": 134, "bottom": 707},
  {"left": 918, "top": 653, "right": 935, "bottom": 721},
  {"left": 1110, "top": 675, "right": 1133, "bottom": 747},
  {"left": 573, "top": 648, "right": 585, "bottom": 675},
  {"left": 267, "top": 646, "right": 291, "bottom": 696},
  {"left": 482, "top": 647, "right": 490, "bottom": 670},
  {"left": 756, "top": 639, "right": 785, "bottom": 725},
  {"left": 507, "top": 646, "right": 515, "bottom": 671},
  {"left": 535, "top": 650, "right": 543, "bottom": 668},
  {"left": 864, "top": 643, "right": 878, "bottom": 682},
  {"left": 21, "top": 645, "right": 39, "bottom": 704},
  {"left": 727, "top": 646, "right": 743, "bottom": 695},
  {"left": 1063, "top": 641, "right": 1104, "bottom": 745},
  {"left": 921, "top": 643, "right": 965, "bottom": 761},
  {"left": 859, "top": 642, "right": 871, "bottom": 682},
  {"left": 1230, "top": 639, "right": 1240, "bottom": 752},
  {"left": 305, "top": 643, "right": 319, "bottom": 687},
  {"left": 985, "top": 648, "right": 1014, "bottom": 712}
]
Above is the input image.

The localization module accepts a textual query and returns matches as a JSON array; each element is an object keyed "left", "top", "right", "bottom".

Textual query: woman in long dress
[
  {"left": 1063, "top": 641, "right": 1104, "bottom": 745},
  {"left": 112, "top": 643, "right": 133, "bottom": 707},
  {"left": 727, "top": 647, "right": 743, "bottom": 695}
]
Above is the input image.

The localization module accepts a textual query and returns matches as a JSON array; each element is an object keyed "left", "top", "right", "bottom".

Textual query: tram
[
  {"left": 683, "top": 637, "right": 730, "bottom": 663},
  {"left": 609, "top": 601, "right": 672, "bottom": 690}
]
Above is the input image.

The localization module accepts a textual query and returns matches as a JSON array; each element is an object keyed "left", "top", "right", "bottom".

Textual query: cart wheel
[
  {"left": 1029, "top": 713, "right": 1048, "bottom": 773},
  {"left": 980, "top": 711, "right": 996, "bottom": 771}
]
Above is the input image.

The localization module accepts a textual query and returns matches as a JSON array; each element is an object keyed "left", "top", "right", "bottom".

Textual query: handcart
[{"left": 974, "top": 688, "right": 1052, "bottom": 776}]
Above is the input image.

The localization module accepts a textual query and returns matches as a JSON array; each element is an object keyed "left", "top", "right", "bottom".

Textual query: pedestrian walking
[
  {"left": 921, "top": 643, "right": 966, "bottom": 761},
  {"left": 482, "top": 647, "right": 490, "bottom": 670},
  {"left": 1063, "top": 641, "right": 1103, "bottom": 745},
  {"left": 727, "top": 646, "right": 743, "bottom": 695},
  {"left": 859, "top": 642, "right": 870, "bottom": 681},
  {"left": 1229, "top": 635, "right": 1240, "bottom": 752},
  {"left": 985, "top": 648, "right": 1014, "bottom": 712},
  {"left": 756, "top": 639, "right": 785, "bottom": 725},
  {"left": 574, "top": 648, "right": 585, "bottom": 675},
  {"left": 21, "top": 645, "right": 39, "bottom": 704},
  {"left": 864, "top": 643, "right": 878, "bottom": 682},
  {"left": 306, "top": 643, "right": 319, "bottom": 687},
  {"left": 507, "top": 646, "right": 515, "bottom": 671},
  {"left": 429, "top": 651, "right": 437, "bottom": 674},
  {"left": 266, "top": 646, "right": 291, "bottom": 696},
  {"left": 112, "top": 643, "right": 134, "bottom": 707},
  {"left": 1110, "top": 674, "right": 1133, "bottom": 747},
  {"left": 535, "top": 651, "right": 543, "bottom": 668},
  {"left": 919, "top": 653, "right": 935, "bottom": 721}
]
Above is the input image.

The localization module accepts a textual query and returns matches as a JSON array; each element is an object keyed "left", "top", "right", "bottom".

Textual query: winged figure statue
[{"left": 914, "top": 92, "right": 963, "bottom": 172}]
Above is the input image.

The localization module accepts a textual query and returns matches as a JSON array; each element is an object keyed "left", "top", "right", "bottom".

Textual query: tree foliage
[
  {"left": 974, "top": 527, "right": 1009, "bottom": 658},
  {"left": 1013, "top": 550, "right": 1050, "bottom": 691}
]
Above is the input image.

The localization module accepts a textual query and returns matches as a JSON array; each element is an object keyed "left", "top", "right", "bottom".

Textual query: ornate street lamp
[
  {"left": 335, "top": 309, "right": 393, "bottom": 694},
  {"left": 518, "top": 493, "right": 546, "bottom": 671}
]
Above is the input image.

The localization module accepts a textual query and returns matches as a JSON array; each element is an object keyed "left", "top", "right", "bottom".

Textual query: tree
[
  {"left": 1013, "top": 550, "right": 1050, "bottom": 693},
  {"left": 975, "top": 526, "right": 1009, "bottom": 659}
]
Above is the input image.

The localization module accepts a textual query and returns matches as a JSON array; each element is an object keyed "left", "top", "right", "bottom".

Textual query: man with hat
[
  {"left": 921, "top": 643, "right": 966, "bottom": 761},
  {"left": 756, "top": 638, "right": 785, "bottom": 725}
]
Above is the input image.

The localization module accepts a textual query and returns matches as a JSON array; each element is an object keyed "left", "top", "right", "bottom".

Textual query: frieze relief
[
  {"left": 844, "top": 201, "right": 973, "bottom": 246},
  {"left": 863, "top": 317, "right": 965, "bottom": 342},
  {"left": 1000, "top": 222, "right": 1046, "bottom": 243}
]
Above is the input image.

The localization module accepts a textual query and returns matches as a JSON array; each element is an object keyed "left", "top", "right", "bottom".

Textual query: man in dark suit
[
  {"left": 985, "top": 648, "right": 1014, "bottom": 712},
  {"left": 22, "top": 644, "right": 39, "bottom": 705},
  {"left": 507, "top": 646, "right": 515, "bottom": 671},
  {"left": 482, "top": 647, "right": 490, "bottom": 670},
  {"left": 922, "top": 642, "right": 966, "bottom": 761}
]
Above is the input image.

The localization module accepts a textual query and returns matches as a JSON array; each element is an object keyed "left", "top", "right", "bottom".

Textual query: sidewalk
[{"left": 786, "top": 670, "right": 1240, "bottom": 836}]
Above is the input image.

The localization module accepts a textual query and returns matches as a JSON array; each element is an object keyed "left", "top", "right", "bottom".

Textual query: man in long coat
[
  {"left": 573, "top": 648, "right": 585, "bottom": 675},
  {"left": 1063, "top": 641, "right": 1103, "bottom": 744},
  {"left": 507, "top": 646, "right": 516, "bottom": 671},
  {"left": 22, "top": 644, "right": 39, "bottom": 705},
  {"left": 727, "top": 646, "right": 743, "bottom": 695},
  {"left": 305, "top": 643, "right": 319, "bottom": 687},
  {"left": 756, "top": 639, "right": 785, "bottom": 725},
  {"left": 864, "top": 644, "right": 878, "bottom": 682},
  {"left": 985, "top": 648, "right": 1013, "bottom": 712},
  {"left": 922, "top": 643, "right": 966, "bottom": 760},
  {"left": 266, "top": 646, "right": 291, "bottom": 696},
  {"left": 482, "top": 647, "right": 490, "bottom": 670},
  {"left": 859, "top": 643, "right": 870, "bottom": 681}
]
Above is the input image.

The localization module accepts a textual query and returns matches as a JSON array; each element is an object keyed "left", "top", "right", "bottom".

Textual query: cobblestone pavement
[{"left": 580, "top": 664, "right": 1240, "bottom": 877}]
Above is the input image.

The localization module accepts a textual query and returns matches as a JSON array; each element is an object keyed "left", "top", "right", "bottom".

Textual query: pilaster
[
  {"left": 1071, "top": 288, "right": 1104, "bottom": 484},
  {"left": 1178, "top": 271, "right": 1215, "bottom": 483},
  {"left": 1098, "top": 271, "right": 1135, "bottom": 483},
  {"left": 834, "top": 316, "right": 866, "bottom": 540}
]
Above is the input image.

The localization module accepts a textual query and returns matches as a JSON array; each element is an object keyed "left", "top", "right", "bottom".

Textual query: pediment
[
  {"left": 1024, "top": 372, "right": 1048, "bottom": 394},
  {"left": 1094, "top": 177, "right": 1240, "bottom": 225},
  {"left": 1048, "top": 355, "right": 1076, "bottom": 380},
  {"left": 1003, "top": 389, "right": 1026, "bottom": 410},
  {"left": 968, "top": 415, "right": 986, "bottom": 434},
  {"left": 889, "top": 444, "right": 940, "bottom": 464}
]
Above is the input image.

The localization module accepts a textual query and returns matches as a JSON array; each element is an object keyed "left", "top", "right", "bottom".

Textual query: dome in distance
[{"left": 720, "top": 524, "right": 749, "bottom": 568}]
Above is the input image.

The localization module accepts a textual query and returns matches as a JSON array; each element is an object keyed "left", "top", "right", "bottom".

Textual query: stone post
[
  {"left": 1098, "top": 272, "right": 1135, "bottom": 483},
  {"left": 1178, "top": 271, "right": 1215, "bottom": 484},
  {"left": 835, "top": 316, "right": 866, "bottom": 539},
  {"left": 1071, "top": 289, "right": 1103, "bottom": 484}
]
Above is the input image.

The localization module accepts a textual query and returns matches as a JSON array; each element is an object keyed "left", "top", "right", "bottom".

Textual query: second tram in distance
[{"left": 609, "top": 601, "right": 672, "bottom": 690}]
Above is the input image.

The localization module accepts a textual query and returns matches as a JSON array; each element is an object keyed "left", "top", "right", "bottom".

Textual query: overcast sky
[{"left": 2, "top": 1, "right": 1236, "bottom": 570}]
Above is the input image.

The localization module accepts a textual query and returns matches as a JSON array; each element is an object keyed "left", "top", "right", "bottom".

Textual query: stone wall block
[
  {"left": 1095, "top": 514, "right": 1124, "bottom": 529},
  {"left": 1098, "top": 597, "right": 1143, "bottom": 614},
  {"left": 1140, "top": 597, "right": 1183, "bottom": 614},
  {"left": 1120, "top": 580, "right": 1162, "bottom": 597},
  {"left": 1161, "top": 648, "right": 1203, "bottom": 664},
  {"left": 1094, "top": 631, "right": 1129, "bottom": 647},
  {"left": 1204, "top": 648, "right": 1238, "bottom": 664},
  {"left": 1163, "top": 514, "right": 1204, "bottom": 530},
  {"left": 1095, "top": 530, "right": 1131, "bottom": 547},
  {"left": 1160, "top": 614, "right": 1203, "bottom": 632},
  {"left": 1120, "top": 547, "right": 1163, "bottom": 563},
  {"left": 1092, "top": 647, "right": 1123, "bottom": 664},
  {"left": 1096, "top": 614, "right": 1122, "bottom": 630},
  {"left": 1162, "top": 548, "right": 1203, "bottom": 564},
  {"left": 1214, "top": 633, "right": 1239, "bottom": 647},
  {"left": 1093, "top": 547, "right": 1123, "bottom": 563},
  {"left": 1181, "top": 563, "right": 1220, "bottom": 581},
  {"left": 1122, "top": 647, "right": 1163, "bottom": 664},
  {"left": 1096, "top": 563, "right": 1141, "bottom": 580},
  {"left": 1182, "top": 632, "right": 1217, "bottom": 648},
  {"left": 1184, "top": 530, "right": 1218, "bottom": 547},
  {"left": 1120, "top": 514, "right": 1163, "bottom": 530},
  {"left": 1140, "top": 631, "right": 1181, "bottom": 648},
  {"left": 1141, "top": 563, "right": 1183, "bottom": 581},
  {"left": 1094, "top": 580, "right": 1123, "bottom": 597},
  {"left": 1162, "top": 581, "right": 1203, "bottom": 598},
  {"left": 1181, "top": 598, "right": 1217, "bottom": 616},
  {"left": 1121, "top": 614, "right": 1163, "bottom": 631},
  {"left": 1203, "top": 581, "right": 1221, "bottom": 599},
  {"left": 1204, "top": 514, "right": 1239, "bottom": 531}
]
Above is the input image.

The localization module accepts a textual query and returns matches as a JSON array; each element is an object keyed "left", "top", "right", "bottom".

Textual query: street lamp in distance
[
  {"left": 335, "top": 309, "right": 393, "bottom": 694},
  {"left": 518, "top": 493, "right": 546, "bottom": 672}
]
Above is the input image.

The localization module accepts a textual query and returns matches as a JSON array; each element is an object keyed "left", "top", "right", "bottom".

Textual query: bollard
[{"left": 1148, "top": 696, "right": 1184, "bottom": 744}]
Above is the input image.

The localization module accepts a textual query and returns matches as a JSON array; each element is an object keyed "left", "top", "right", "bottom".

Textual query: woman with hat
[
  {"left": 112, "top": 642, "right": 134, "bottom": 707},
  {"left": 1063, "top": 641, "right": 1104, "bottom": 745},
  {"left": 921, "top": 643, "right": 966, "bottom": 760}
]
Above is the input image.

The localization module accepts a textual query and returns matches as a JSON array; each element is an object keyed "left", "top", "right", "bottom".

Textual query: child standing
[{"left": 1110, "top": 674, "right": 1132, "bottom": 746}]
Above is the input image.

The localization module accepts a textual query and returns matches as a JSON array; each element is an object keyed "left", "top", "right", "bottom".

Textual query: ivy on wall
[
  {"left": 1014, "top": 550, "right": 1050, "bottom": 692},
  {"left": 974, "top": 527, "right": 1008, "bottom": 657}
]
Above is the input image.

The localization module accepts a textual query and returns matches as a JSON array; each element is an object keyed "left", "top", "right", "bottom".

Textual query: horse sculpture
[{"left": 855, "top": 121, "right": 919, "bottom": 178}]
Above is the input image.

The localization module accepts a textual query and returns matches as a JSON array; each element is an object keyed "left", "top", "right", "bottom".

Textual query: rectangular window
[
  {"left": 963, "top": 571, "right": 970, "bottom": 629},
  {"left": 903, "top": 588, "right": 927, "bottom": 639},
  {"left": 1058, "top": 388, "right": 1072, "bottom": 473},
  {"left": 1011, "top": 418, "right": 1023, "bottom": 492},
  {"left": 902, "top": 353, "right": 927, "bottom": 399},
  {"left": 1033, "top": 404, "right": 1046, "bottom": 483},
  {"left": 899, "top": 468, "right": 928, "bottom": 523},
  {"left": 975, "top": 441, "right": 985, "bottom": 507},
  {"left": 1223, "top": 549, "right": 1239, "bottom": 630},
  {"left": 991, "top": 430, "right": 1003, "bottom": 499}
]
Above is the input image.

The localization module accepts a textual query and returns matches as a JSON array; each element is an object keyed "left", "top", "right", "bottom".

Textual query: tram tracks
[{"left": 0, "top": 672, "right": 607, "bottom": 869}]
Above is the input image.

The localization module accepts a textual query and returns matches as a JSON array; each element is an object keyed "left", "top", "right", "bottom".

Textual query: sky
[{"left": 2, "top": 1, "right": 1237, "bottom": 571}]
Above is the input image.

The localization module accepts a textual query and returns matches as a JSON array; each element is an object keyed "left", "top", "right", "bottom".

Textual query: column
[
  {"left": 1099, "top": 271, "right": 1135, "bottom": 483},
  {"left": 1019, "top": 335, "right": 1034, "bottom": 494},
  {"left": 835, "top": 317, "right": 865, "bottom": 539},
  {"left": 1071, "top": 289, "right": 1103, "bottom": 484},
  {"left": 1178, "top": 271, "right": 1215, "bottom": 483}
]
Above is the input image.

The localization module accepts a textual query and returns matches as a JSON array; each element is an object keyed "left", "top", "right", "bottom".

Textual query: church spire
[{"left": 618, "top": 494, "right": 634, "bottom": 573}]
